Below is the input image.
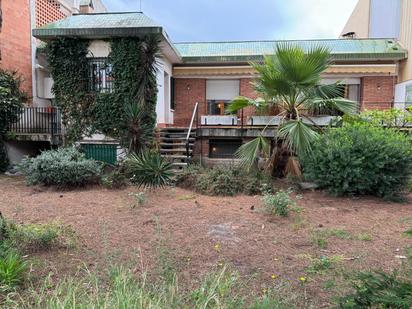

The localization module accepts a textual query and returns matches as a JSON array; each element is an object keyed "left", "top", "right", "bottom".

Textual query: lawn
[{"left": 0, "top": 175, "right": 411, "bottom": 308}]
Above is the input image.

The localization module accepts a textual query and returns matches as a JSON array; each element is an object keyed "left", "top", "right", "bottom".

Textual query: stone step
[
  {"left": 159, "top": 142, "right": 194, "bottom": 147},
  {"left": 160, "top": 137, "right": 196, "bottom": 142},
  {"left": 160, "top": 148, "right": 192, "bottom": 153},
  {"left": 162, "top": 155, "right": 190, "bottom": 160}
]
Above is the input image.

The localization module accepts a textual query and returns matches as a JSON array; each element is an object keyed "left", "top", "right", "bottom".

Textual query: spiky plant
[
  {"left": 125, "top": 152, "right": 174, "bottom": 189},
  {"left": 227, "top": 43, "right": 358, "bottom": 175}
]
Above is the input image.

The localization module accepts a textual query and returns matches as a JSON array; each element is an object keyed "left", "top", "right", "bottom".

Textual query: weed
[
  {"left": 176, "top": 194, "right": 196, "bottom": 201},
  {"left": 323, "top": 279, "right": 337, "bottom": 290},
  {"left": 403, "top": 228, "right": 412, "bottom": 238},
  {"left": 0, "top": 250, "right": 28, "bottom": 292},
  {"left": 262, "top": 189, "right": 295, "bottom": 217},
  {"left": 8, "top": 222, "right": 76, "bottom": 252},
  {"left": 310, "top": 228, "right": 353, "bottom": 248},
  {"left": 291, "top": 215, "right": 307, "bottom": 231},
  {"left": 338, "top": 270, "right": 412, "bottom": 308},
  {"left": 356, "top": 233, "right": 373, "bottom": 241},
  {"left": 129, "top": 191, "right": 146, "bottom": 208},
  {"left": 305, "top": 255, "right": 344, "bottom": 275}
]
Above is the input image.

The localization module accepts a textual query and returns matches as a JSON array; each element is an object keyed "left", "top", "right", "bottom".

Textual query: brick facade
[
  {"left": 360, "top": 76, "right": 396, "bottom": 110},
  {"left": 240, "top": 78, "right": 258, "bottom": 119},
  {"left": 173, "top": 78, "right": 206, "bottom": 127},
  {"left": 0, "top": 0, "right": 32, "bottom": 95}
]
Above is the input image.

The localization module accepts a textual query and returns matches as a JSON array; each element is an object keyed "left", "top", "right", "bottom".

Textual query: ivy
[
  {"left": 46, "top": 38, "right": 91, "bottom": 142},
  {"left": 46, "top": 35, "right": 160, "bottom": 153},
  {"left": 91, "top": 35, "right": 160, "bottom": 152},
  {"left": 0, "top": 69, "right": 26, "bottom": 171}
]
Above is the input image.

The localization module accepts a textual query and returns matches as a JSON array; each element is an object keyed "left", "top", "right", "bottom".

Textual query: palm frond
[
  {"left": 226, "top": 96, "right": 266, "bottom": 114},
  {"left": 235, "top": 136, "right": 270, "bottom": 171},
  {"left": 277, "top": 120, "right": 319, "bottom": 157}
]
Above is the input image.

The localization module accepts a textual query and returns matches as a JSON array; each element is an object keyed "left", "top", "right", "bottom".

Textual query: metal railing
[
  {"left": 186, "top": 102, "right": 199, "bottom": 159},
  {"left": 7, "top": 106, "right": 63, "bottom": 135}
]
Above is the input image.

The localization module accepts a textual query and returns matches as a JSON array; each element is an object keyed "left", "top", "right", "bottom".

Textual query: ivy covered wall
[{"left": 46, "top": 34, "right": 161, "bottom": 152}]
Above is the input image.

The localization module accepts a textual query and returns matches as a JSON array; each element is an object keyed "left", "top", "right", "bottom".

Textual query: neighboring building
[
  {"left": 31, "top": 12, "right": 407, "bottom": 166},
  {"left": 341, "top": 0, "right": 412, "bottom": 108},
  {"left": 0, "top": 0, "right": 106, "bottom": 99}
]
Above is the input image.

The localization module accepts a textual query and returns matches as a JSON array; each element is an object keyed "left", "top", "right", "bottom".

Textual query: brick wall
[
  {"left": 361, "top": 76, "right": 396, "bottom": 110},
  {"left": 240, "top": 78, "right": 258, "bottom": 119},
  {"left": 0, "top": 0, "right": 32, "bottom": 95},
  {"left": 173, "top": 78, "right": 206, "bottom": 127}
]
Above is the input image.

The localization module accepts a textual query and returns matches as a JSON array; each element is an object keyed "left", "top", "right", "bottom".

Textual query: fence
[{"left": 7, "top": 106, "right": 63, "bottom": 135}]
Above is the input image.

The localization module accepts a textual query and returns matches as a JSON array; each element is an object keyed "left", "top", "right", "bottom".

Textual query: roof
[
  {"left": 33, "top": 12, "right": 162, "bottom": 39},
  {"left": 174, "top": 39, "right": 407, "bottom": 63}
]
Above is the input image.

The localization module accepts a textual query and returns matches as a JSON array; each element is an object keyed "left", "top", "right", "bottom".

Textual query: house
[
  {"left": 341, "top": 0, "right": 412, "bottom": 108},
  {"left": 2, "top": 7, "right": 409, "bottom": 166}
]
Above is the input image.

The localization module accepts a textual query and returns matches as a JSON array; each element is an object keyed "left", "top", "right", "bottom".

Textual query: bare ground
[{"left": 0, "top": 175, "right": 411, "bottom": 307}]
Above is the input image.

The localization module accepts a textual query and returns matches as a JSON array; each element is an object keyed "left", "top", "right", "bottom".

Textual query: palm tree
[{"left": 227, "top": 44, "right": 358, "bottom": 175}]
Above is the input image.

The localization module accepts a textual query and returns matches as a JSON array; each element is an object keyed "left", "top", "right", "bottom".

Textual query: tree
[{"left": 227, "top": 44, "right": 358, "bottom": 175}]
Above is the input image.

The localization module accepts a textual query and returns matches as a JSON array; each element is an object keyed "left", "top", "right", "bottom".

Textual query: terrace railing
[{"left": 7, "top": 106, "right": 63, "bottom": 135}]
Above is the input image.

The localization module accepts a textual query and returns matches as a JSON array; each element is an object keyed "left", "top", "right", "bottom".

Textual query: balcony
[{"left": 7, "top": 107, "right": 64, "bottom": 144}]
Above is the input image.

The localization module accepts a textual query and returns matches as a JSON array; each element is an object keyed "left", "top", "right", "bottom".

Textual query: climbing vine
[
  {"left": 91, "top": 35, "right": 161, "bottom": 152},
  {"left": 47, "top": 35, "right": 160, "bottom": 152},
  {"left": 0, "top": 69, "right": 26, "bottom": 171},
  {"left": 46, "top": 38, "right": 91, "bottom": 142}
]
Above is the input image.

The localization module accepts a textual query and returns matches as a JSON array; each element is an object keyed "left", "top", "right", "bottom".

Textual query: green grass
[
  {"left": 403, "top": 229, "right": 412, "bottom": 238},
  {"left": 310, "top": 228, "right": 353, "bottom": 249},
  {"left": 356, "top": 233, "right": 373, "bottom": 241}
]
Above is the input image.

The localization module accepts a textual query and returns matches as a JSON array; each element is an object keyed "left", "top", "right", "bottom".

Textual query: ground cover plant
[
  {"left": 262, "top": 189, "right": 295, "bottom": 217},
  {"left": 301, "top": 122, "right": 412, "bottom": 198},
  {"left": 18, "top": 147, "right": 102, "bottom": 187}
]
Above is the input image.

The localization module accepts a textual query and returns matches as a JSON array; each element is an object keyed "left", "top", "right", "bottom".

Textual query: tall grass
[{"left": 6, "top": 266, "right": 290, "bottom": 309}]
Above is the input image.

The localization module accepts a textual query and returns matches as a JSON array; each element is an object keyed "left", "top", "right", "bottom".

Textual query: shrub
[
  {"left": 0, "top": 250, "right": 28, "bottom": 292},
  {"left": 0, "top": 69, "right": 27, "bottom": 172},
  {"left": 124, "top": 151, "right": 174, "bottom": 189},
  {"left": 101, "top": 169, "right": 128, "bottom": 189},
  {"left": 338, "top": 270, "right": 412, "bottom": 309},
  {"left": 177, "top": 165, "right": 272, "bottom": 196},
  {"left": 301, "top": 123, "right": 412, "bottom": 198},
  {"left": 262, "top": 189, "right": 295, "bottom": 217},
  {"left": 195, "top": 166, "right": 243, "bottom": 196},
  {"left": 8, "top": 223, "right": 59, "bottom": 252},
  {"left": 19, "top": 147, "right": 102, "bottom": 187}
]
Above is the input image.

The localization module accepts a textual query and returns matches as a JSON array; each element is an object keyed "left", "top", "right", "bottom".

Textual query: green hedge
[{"left": 301, "top": 123, "right": 412, "bottom": 198}]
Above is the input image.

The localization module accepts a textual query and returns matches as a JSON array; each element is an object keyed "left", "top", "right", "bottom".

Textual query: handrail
[{"left": 186, "top": 102, "right": 199, "bottom": 159}]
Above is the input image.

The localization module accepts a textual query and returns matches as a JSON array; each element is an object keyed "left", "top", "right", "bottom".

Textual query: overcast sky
[{"left": 105, "top": 0, "right": 358, "bottom": 42}]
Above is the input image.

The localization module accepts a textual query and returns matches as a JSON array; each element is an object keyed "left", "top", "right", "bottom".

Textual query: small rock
[
  {"left": 299, "top": 182, "right": 319, "bottom": 190},
  {"left": 318, "top": 224, "right": 323, "bottom": 228},
  {"left": 60, "top": 195, "right": 63, "bottom": 198},
  {"left": 250, "top": 205, "right": 255, "bottom": 210},
  {"left": 395, "top": 255, "right": 407, "bottom": 259}
]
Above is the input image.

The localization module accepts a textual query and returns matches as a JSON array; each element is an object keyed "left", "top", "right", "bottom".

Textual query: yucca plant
[
  {"left": 227, "top": 43, "right": 358, "bottom": 175},
  {"left": 125, "top": 151, "right": 174, "bottom": 189},
  {"left": 0, "top": 250, "right": 28, "bottom": 291}
]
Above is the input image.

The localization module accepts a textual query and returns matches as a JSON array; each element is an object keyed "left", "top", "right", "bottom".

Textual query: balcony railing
[{"left": 7, "top": 107, "right": 63, "bottom": 135}]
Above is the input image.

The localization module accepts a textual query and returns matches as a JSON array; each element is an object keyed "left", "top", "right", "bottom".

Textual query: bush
[
  {"left": 101, "top": 169, "right": 128, "bottom": 189},
  {"left": 0, "top": 250, "right": 28, "bottom": 292},
  {"left": 262, "top": 189, "right": 295, "bottom": 217},
  {"left": 177, "top": 165, "right": 272, "bottom": 196},
  {"left": 124, "top": 151, "right": 174, "bottom": 189},
  {"left": 8, "top": 223, "right": 60, "bottom": 252},
  {"left": 0, "top": 69, "right": 27, "bottom": 172},
  {"left": 301, "top": 123, "right": 412, "bottom": 198},
  {"left": 338, "top": 270, "right": 412, "bottom": 309},
  {"left": 19, "top": 147, "right": 102, "bottom": 187}
]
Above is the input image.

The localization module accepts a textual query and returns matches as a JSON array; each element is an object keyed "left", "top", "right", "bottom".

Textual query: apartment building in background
[
  {"left": 0, "top": 0, "right": 106, "bottom": 101},
  {"left": 341, "top": 0, "right": 412, "bottom": 108}
]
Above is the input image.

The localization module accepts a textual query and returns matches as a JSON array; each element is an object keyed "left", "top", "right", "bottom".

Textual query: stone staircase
[{"left": 159, "top": 127, "right": 196, "bottom": 171}]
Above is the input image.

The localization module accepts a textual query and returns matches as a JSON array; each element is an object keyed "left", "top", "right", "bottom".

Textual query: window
[
  {"left": 209, "top": 139, "right": 242, "bottom": 159},
  {"left": 88, "top": 58, "right": 113, "bottom": 93},
  {"left": 206, "top": 80, "right": 240, "bottom": 115}
]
